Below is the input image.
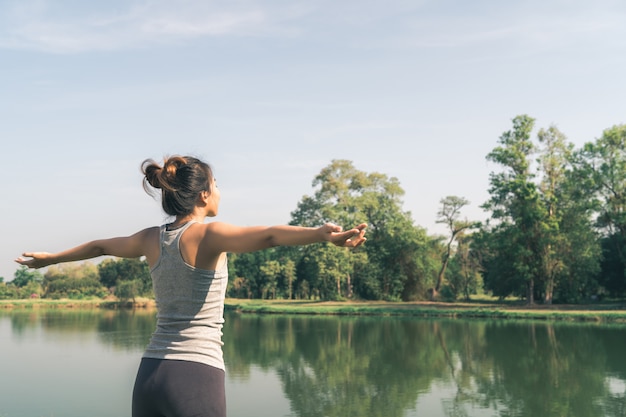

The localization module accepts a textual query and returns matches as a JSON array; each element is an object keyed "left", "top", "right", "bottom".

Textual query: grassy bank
[
  {"left": 224, "top": 299, "right": 626, "bottom": 324},
  {"left": 0, "top": 298, "right": 156, "bottom": 310},
  {"left": 2, "top": 298, "right": 626, "bottom": 323}
]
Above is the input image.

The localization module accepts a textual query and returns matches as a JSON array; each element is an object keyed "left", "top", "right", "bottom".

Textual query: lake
[{"left": 0, "top": 308, "right": 625, "bottom": 417}]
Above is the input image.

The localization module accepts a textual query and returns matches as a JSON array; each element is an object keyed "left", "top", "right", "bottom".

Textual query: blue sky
[{"left": 1, "top": 0, "right": 625, "bottom": 281}]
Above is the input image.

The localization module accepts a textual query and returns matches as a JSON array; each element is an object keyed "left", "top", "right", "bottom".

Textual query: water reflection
[
  {"left": 222, "top": 314, "right": 626, "bottom": 417},
  {"left": 1, "top": 309, "right": 625, "bottom": 417},
  {"left": 2, "top": 308, "right": 156, "bottom": 349}
]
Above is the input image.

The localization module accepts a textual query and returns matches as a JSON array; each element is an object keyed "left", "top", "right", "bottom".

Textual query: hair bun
[
  {"left": 141, "top": 155, "right": 213, "bottom": 216},
  {"left": 141, "top": 159, "right": 163, "bottom": 190}
]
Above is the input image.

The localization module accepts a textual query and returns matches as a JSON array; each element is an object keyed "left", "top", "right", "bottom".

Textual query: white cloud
[
  {"left": 1, "top": 1, "right": 625, "bottom": 54},
  {"left": 0, "top": 0, "right": 304, "bottom": 53}
]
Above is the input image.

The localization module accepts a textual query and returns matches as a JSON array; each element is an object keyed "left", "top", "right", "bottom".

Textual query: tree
[
  {"left": 481, "top": 117, "right": 604, "bottom": 304},
  {"left": 44, "top": 262, "right": 106, "bottom": 299},
  {"left": 281, "top": 258, "right": 296, "bottom": 300},
  {"left": 578, "top": 124, "right": 626, "bottom": 296},
  {"left": 115, "top": 279, "right": 141, "bottom": 304},
  {"left": 431, "top": 196, "right": 476, "bottom": 300},
  {"left": 98, "top": 258, "right": 151, "bottom": 296},
  {"left": 229, "top": 250, "right": 275, "bottom": 299},
  {"left": 535, "top": 126, "right": 571, "bottom": 304},
  {"left": 12, "top": 266, "right": 44, "bottom": 288},
  {"left": 290, "top": 160, "right": 436, "bottom": 301},
  {"left": 483, "top": 115, "right": 544, "bottom": 304},
  {"left": 259, "top": 260, "right": 281, "bottom": 299},
  {"left": 443, "top": 231, "right": 482, "bottom": 301},
  {"left": 535, "top": 126, "right": 601, "bottom": 303}
]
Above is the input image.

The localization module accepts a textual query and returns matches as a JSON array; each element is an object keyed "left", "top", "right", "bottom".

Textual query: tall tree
[
  {"left": 579, "top": 124, "right": 626, "bottom": 296},
  {"left": 290, "top": 160, "right": 433, "bottom": 300},
  {"left": 483, "top": 115, "right": 544, "bottom": 304},
  {"left": 431, "top": 196, "right": 475, "bottom": 300},
  {"left": 446, "top": 232, "right": 482, "bottom": 301},
  {"left": 535, "top": 126, "right": 571, "bottom": 304}
]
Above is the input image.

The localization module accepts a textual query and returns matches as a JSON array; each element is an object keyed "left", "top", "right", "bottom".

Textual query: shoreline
[
  {"left": 2, "top": 298, "right": 626, "bottom": 323},
  {"left": 0, "top": 298, "right": 157, "bottom": 310},
  {"left": 224, "top": 299, "right": 626, "bottom": 323}
]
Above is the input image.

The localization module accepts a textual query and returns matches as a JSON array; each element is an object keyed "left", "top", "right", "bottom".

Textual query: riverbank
[
  {"left": 0, "top": 298, "right": 156, "bottom": 310},
  {"left": 224, "top": 299, "right": 626, "bottom": 323},
  {"left": 2, "top": 298, "right": 626, "bottom": 323}
]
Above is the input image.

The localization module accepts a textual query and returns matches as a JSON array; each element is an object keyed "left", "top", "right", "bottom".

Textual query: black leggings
[{"left": 132, "top": 358, "right": 226, "bottom": 417}]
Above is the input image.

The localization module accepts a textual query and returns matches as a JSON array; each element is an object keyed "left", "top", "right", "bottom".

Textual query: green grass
[
  {"left": 0, "top": 297, "right": 155, "bottom": 310},
  {"left": 3, "top": 297, "right": 626, "bottom": 324},
  {"left": 224, "top": 299, "right": 626, "bottom": 323}
]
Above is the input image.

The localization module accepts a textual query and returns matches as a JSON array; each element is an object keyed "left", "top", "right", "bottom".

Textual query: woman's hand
[
  {"left": 323, "top": 223, "right": 367, "bottom": 248},
  {"left": 15, "top": 252, "right": 53, "bottom": 269}
]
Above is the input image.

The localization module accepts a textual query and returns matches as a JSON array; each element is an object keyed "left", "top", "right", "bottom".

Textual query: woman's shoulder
[{"left": 139, "top": 226, "right": 161, "bottom": 235}]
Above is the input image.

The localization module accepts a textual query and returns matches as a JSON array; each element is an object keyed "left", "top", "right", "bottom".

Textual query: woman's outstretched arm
[
  {"left": 205, "top": 222, "right": 367, "bottom": 254},
  {"left": 15, "top": 227, "right": 160, "bottom": 269}
]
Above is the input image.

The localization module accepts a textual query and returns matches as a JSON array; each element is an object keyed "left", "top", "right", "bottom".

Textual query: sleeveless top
[{"left": 143, "top": 221, "right": 229, "bottom": 371}]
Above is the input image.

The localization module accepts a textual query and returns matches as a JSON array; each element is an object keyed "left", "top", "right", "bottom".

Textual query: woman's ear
[{"left": 199, "top": 190, "right": 210, "bottom": 205}]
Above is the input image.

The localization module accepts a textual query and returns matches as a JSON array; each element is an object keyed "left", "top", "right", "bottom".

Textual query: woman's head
[{"left": 142, "top": 155, "right": 217, "bottom": 217}]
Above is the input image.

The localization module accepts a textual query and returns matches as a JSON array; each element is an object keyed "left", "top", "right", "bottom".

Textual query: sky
[{"left": 1, "top": 0, "right": 625, "bottom": 281}]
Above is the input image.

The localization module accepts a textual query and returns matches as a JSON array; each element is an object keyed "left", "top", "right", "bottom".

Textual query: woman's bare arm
[
  {"left": 205, "top": 222, "right": 367, "bottom": 254},
  {"left": 15, "top": 227, "right": 160, "bottom": 269}
]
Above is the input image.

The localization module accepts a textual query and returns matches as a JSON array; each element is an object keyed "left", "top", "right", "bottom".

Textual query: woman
[{"left": 15, "top": 155, "right": 367, "bottom": 417}]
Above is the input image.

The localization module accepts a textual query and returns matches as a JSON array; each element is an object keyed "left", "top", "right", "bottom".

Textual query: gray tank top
[{"left": 143, "top": 221, "right": 229, "bottom": 370}]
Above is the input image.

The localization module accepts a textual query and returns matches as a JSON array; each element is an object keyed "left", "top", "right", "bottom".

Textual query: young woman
[{"left": 15, "top": 155, "right": 367, "bottom": 417}]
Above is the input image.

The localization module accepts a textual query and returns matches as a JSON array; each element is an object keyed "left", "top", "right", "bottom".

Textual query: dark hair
[{"left": 142, "top": 155, "right": 213, "bottom": 216}]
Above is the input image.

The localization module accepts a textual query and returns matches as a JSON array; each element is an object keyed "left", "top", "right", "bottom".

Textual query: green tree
[
  {"left": 43, "top": 262, "right": 107, "bottom": 299},
  {"left": 534, "top": 125, "right": 576, "bottom": 304},
  {"left": 431, "top": 195, "right": 476, "bottom": 300},
  {"left": 444, "top": 232, "right": 482, "bottom": 301},
  {"left": 259, "top": 260, "right": 281, "bottom": 299},
  {"left": 0, "top": 281, "right": 19, "bottom": 299},
  {"left": 229, "top": 250, "right": 275, "bottom": 298},
  {"left": 291, "top": 159, "right": 435, "bottom": 301},
  {"left": 98, "top": 258, "right": 151, "bottom": 296},
  {"left": 12, "top": 266, "right": 44, "bottom": 288},
  {"left": 483, "top": 115, "right": 545, "bottom": 304},
  {"left": 280, "top": 258, "right": 296, "bottom": 300},
  {"left": 290, "top": 160, "right": 372, "bottom": 299},
  {"left": 579, "top": 124, "right": 626, "bottom": 296},
  {"left": 546, "top": 134, "right": 601, "bottom": 302},
  {"left": 115, "top": 279, "right": 141, "bottom": 304},
  {"left": 482, "top": 117, "right": 603, "bottom": 304}
]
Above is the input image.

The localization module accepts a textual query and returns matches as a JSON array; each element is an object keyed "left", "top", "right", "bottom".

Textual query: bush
[{"left": 45, "top": 277, "right": 107, "bottom": 299}]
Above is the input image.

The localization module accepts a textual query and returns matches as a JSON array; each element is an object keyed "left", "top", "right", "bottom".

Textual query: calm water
[{"left": 0, "top": 309, "right": 625, "bottom": 417}]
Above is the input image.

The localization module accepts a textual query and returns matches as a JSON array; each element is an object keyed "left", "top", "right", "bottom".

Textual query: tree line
[{"left": 2, "top": 114, "right": 625, "bottom": 304}]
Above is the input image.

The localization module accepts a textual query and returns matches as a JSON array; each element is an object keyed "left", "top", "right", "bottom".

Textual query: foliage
[
  {"left": 578, "top": 124, "right": 626, "bottom": 297},
  {"left": 98, "top": 257, "right": 152, "bottom": 296},
  {"left": 481, "top": 115, "right": 544, "bottom": 303},
  {"left": 5, "top": 121, "right": 626, "bottom": 303},
  {"left": 0, "top": 267, "right": 45, "bottom": 299},
  {"left": 12, "top": 266, "right": 44, "bottom": 288},
  {"left": 44, "top": 263, "right": 107, "bottom": 299},
  {"left": 45, "top": 276, "right": 107, "bottom": 299},
  {"left": 432, "top": 195, "right": 477, "bottom": 299},
  {"left": 292, "top": 160, "right": 442, "bottom": 301},
  {"left": 115, "top": 279, "right": 142, "bottom": 303},
  {"left": 0, "top": 282, "right": 20, "bottom": 299},
  {"left": 443, "top": 233, "right": 482, "bottom": 301},
  {"left": 479, "top": 115, "right": 611, "bottom": 304}
]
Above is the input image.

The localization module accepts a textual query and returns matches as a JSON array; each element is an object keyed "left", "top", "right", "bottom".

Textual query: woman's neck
[{"left": 170, "top": 213, "right": 205, "bottom": 229}]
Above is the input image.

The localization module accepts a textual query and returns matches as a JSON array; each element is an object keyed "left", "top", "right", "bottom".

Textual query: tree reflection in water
[
  {"left": 3, "top": 309, "right": 624, "bottom": 417},
  {"left": 222, "top": 313, "right": 626, "bottom": 417}
]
